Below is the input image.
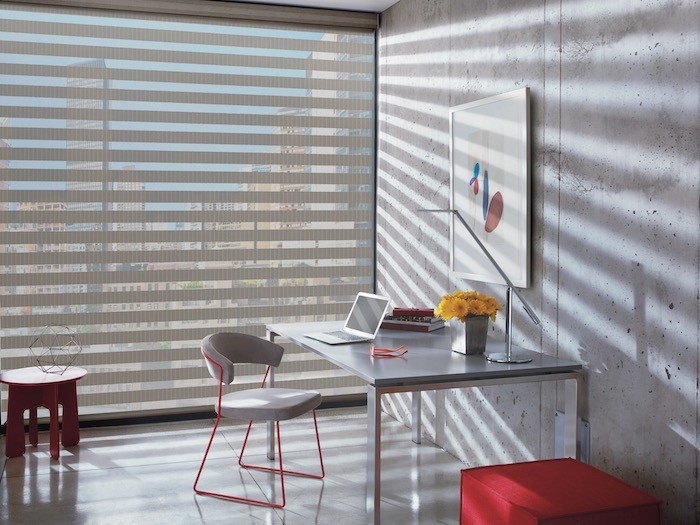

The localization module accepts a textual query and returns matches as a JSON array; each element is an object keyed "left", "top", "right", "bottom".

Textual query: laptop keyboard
[{"left": 326, "top": 330, "right": 365, "bottom": 341}]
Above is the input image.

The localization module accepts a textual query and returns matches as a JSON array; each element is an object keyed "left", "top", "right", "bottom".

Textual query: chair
[{"left": 193, "top": 332, "right": 325, "bottom": 508}]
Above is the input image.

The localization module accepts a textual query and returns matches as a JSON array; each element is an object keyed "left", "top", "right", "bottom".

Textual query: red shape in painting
[
  {"left": 473, "top": 180, "right": 479, "bottom": 195},
  {"left": 484, "top": 191, "right": 503, "bottom": 233}
]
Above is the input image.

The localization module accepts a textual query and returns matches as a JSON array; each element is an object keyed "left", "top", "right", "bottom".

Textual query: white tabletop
[
  {"left": 0, "top": 366, "right": 87, "bottom": 386},
  {"left": 268, "top": 322, "right": 582, "bottom": 387}
]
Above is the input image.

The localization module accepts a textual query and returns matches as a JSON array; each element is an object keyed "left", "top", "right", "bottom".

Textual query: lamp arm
[{"left": 418, "top": 208, "right": 540, "bottom": 326}]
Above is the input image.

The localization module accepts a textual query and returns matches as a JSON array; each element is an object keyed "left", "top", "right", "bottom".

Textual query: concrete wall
[{"left": 376, "top": 0, "right": 699, "bottom": 522}]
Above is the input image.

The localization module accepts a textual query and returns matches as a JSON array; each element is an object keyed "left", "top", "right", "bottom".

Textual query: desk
[
  {"left": 0, "top": 366, "right": 87, "bottom": 459},
  {"left": 267, "top": 322, "right": 584, "bottom": 525}
]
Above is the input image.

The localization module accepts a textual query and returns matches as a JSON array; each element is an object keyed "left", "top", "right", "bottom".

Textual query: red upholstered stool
[{"left": 460, "top": 458, "right": 662, "bottom": 525}]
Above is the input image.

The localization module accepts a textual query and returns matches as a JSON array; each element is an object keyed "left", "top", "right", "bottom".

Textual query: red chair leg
[
  {"left": 193, "top": 411, "right": 223, "bottom": 494},
  {"left": 239, "top": 410, "right": 325, "bottom": 480},
  {"left": 312, "top": 411, "right": 325, "bottom": 478},
  {"left": 194, "top": 417, "right": 287, "bottom": 508},
  {"left": 194, "top": 412, "right": 324, "bottom": 508}
]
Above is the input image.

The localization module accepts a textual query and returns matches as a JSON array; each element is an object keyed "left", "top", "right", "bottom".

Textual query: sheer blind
[{"left": 0, "top": 2, "right": 375, "bottom": 416}]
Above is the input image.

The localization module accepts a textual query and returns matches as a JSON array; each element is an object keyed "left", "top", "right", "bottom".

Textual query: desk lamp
[{"left": 418, "top": 208, "right": 540, "bottom": 364}]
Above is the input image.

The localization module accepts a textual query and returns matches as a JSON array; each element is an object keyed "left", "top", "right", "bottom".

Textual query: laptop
[{"left": 305, "top": 292, "right": 391, "bottom": 345}]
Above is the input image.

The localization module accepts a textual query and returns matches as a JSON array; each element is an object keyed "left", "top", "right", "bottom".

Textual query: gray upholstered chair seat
[{"left": 218, "top": 388, "right": 321, "bottom": 421}]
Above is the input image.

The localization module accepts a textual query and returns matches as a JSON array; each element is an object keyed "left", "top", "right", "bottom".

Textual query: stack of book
[{"left": 381, "top": 307, "right": 445, "bottom": 332}]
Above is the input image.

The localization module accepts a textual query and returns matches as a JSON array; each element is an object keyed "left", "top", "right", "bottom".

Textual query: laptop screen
[{"left": 344, "top": 293, "right": 390, "bottom": 336}]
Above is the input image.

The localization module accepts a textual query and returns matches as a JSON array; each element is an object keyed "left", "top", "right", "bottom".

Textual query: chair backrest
[{"left": 201, "top": 332, "right": 284, "bottom": 385}]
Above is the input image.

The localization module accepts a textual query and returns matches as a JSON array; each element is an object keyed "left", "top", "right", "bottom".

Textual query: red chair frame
[{"left": 193, "top": 352, "right": 325, "bottom": 508}]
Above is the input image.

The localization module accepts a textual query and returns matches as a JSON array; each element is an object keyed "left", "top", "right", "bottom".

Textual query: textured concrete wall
[{"left": 377, "top": 0, "right": 699, "bottom": 522}]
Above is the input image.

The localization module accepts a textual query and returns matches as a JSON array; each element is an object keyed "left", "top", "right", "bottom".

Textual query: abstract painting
[{"left": 450, "top": 88, "right": 530, "bottom": 288}]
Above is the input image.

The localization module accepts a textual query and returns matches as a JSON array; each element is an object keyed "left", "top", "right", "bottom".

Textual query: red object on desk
[
  {"left": 391, "top": 307, "right": 435, "bottom": 317},
  {"left": 370, "top": 343, "right": 407, "bottom": 358},
  {"left": 460, "top": 458, "right": 662, "bottom": 525},
  {"left": 0, "top": 366, "right": 87, "bottom": 459}
]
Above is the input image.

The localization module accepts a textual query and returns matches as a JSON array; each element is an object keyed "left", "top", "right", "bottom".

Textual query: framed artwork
[{"left": 450, "top": 88, "right": 530, "bottom": 288}]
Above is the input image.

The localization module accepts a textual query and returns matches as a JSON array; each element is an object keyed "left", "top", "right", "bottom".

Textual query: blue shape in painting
[
  {"left": 482, "top": 170, "right": 490, "bottom": 220},
  {"left": 470, "top": 162, "right": 479, "bottom": 187},
  {"left": 469, "top": 162, "right": 503, "bottom": 232},
  {"left": 470, "top": 163, "right": 480, "bottom": 195}
]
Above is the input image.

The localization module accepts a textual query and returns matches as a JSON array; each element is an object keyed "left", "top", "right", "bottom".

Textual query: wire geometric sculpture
[{"left": 28, "top": 325, "right": 82, "bottom": 374}]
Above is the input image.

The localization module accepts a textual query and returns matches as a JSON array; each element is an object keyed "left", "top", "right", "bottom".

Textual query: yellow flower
[
  {"left": 435, "top": 290, "right": 502, "bottom": 322},
  {"left": 452, "top": 298, "right": 469, "bottom": 319},
  {"left": 467, "top": 300, "right": 487, "bottom": 316}
]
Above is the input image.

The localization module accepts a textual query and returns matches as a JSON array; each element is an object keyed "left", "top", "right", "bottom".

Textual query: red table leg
[
  {"left": 29, "top": 406, "right": 39, "bottom": 447},
  {"left": 39, "top": 383, "right": 61, "bottom": 459},
  {"left": 5, "top": 385, "right": 27, "bottom": 458},
  {"left": 58, "top": 381, "right": 80, "bottom": 447}
]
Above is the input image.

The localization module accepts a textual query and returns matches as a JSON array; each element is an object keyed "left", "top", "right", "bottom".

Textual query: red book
[
  {"left": 381, "top": 320, "right": 445, "bottom": 332},
  {"left": 392, "top": 307, "right": 435, "bottom": 317}
]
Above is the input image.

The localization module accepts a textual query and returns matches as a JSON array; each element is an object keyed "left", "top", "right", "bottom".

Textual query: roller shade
[{"left": 0, "top": 2, "right": 375, "bottom": 416}]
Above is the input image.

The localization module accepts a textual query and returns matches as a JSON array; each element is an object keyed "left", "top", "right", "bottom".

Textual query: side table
[{"left": 0, "top": 366, "right": 87, "bottom": 459}]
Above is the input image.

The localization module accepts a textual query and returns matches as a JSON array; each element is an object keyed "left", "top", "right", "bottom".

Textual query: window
[{"left": 0, "top": 3, "right": 376, "bottom": 416}]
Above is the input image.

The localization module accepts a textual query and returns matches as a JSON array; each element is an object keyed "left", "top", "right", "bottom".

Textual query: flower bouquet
[{"left": 435, "top": 291, "right": 502, "bottom": 354}]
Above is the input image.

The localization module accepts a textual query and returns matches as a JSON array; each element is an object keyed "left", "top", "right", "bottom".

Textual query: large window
[{"left": 0, "top": 3, "right": 376, "bottom": 416}]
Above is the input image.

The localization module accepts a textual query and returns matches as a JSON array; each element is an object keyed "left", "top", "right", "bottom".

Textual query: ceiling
[{"left": 234, "top": 0, "right": 401, "bottom": 13}]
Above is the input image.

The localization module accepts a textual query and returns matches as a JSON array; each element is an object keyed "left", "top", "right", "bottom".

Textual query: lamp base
[{"left": 486, "top": 352, "right": 533, "bottom": 364}]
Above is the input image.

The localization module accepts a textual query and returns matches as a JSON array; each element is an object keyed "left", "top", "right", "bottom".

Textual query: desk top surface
[
  {"left": 0, "top": 366, "right": 87, "bottom": 385},
  {"left": 267, "top": 322, "right": 582, "bottom": 387}
]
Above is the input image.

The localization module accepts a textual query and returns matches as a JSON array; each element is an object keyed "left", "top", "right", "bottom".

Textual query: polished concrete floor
[{"left": 0, "top": 407, "right": 465, "bottom": 524}]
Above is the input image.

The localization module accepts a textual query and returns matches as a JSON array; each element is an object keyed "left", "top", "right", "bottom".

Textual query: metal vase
[{"left": 450, "top": 316, "right": 489, "bottom": 355}]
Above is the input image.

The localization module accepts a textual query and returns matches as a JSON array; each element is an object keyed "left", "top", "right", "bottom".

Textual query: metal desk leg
[
  {"left": 434, "top": 390, "right": 446, "bottom": 446},
  {"left": 367, "top": 385, "right": 381, "bottom": 525},
  {"left": 266, "top": 330, "right": 276, "bottom": 461},
  {"left": 564, "top": 374, "right": 582, "bottom": 459},
  {"left": 411, "top": 392, "right": 421, "bottom": 444}
]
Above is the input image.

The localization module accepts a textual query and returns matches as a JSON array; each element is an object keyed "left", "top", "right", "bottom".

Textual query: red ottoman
[{"left": 460, "top": 458, "right": 662, "bottom": 525}]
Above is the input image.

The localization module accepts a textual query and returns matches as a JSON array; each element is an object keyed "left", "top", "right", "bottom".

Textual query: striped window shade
[{"left": 0, "top": 2, "right": 376, "bottom": 418}]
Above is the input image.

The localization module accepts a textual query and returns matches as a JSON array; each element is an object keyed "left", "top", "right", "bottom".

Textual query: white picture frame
[{"left": 450, "top": 88, "right": 530, "bottom": 288}]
